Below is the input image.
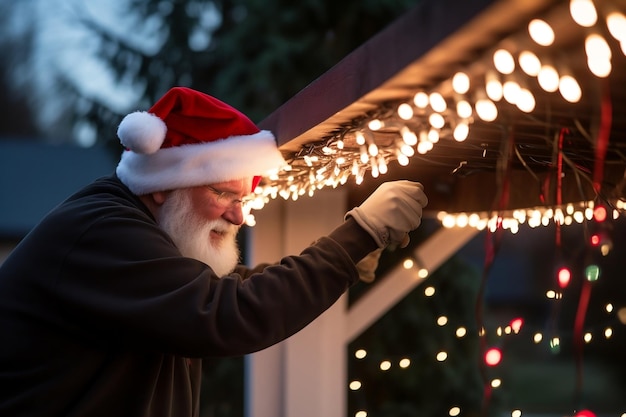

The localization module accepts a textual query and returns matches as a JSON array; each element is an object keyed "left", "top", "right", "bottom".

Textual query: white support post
[{"left": 245, "top": 188, "right": 348, "bottom": 417}]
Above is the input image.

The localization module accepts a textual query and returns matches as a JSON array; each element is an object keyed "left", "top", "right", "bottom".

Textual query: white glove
[{"left": 346, "top": 180, "right": 428, "bottom": 249}]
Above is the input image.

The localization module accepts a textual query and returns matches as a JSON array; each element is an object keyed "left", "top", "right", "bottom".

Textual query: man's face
[{"left": 158, "top": 179, "right": 251, "bottom": 277}]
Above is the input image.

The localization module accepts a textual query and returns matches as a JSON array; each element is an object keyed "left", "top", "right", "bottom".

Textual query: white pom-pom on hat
[{"left": 117, "top": 111, "right": 167, "bottom": 155}]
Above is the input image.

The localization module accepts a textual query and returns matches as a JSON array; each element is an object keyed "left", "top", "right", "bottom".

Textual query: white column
[{"left": 245, "top": 188, "right": 348, "bottom": 417}]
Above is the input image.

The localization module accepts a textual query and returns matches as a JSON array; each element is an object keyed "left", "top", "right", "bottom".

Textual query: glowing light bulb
[
  {"left": 453, "top": 122, "right": 469, "bottom": 142},
  {"left": 586, "top": 34, "right": 612, "bottom": 60},
  {"left": 537, "top": 65, "right": 559, "bottom": 92},
  {"left": 484, "top": 347, "right": 502, "bottom": 366},
  {"left": 427, "top": 128, "right": 440, "bottom": 143},
  {"left": 570, "top": 0, "right": 597, "bottom": 27},
  {"left": 355, "top": 349, "right": 367, "bottom": 359},
  {"left": 493, "top": 49, "right": 515, "bottom": 74},
  {"left": 606, "top": 11, "right": 626, "bottom": 42},
  {"left": 519, "top": 50, "right": 542, "bottom": 76},
  {"left": 414, "top": 91, "right": 429, "bottom": 108},
  {"left": 516, "top": 88, "right": 536, "bottom": 113},
  {"left": 368, "top": 119, "right": 383, "bottom": 131},
  {"left": 401, "top": 127, "right": 417, "bottom": 146},
  {"left": 529, "top": 19, "right": 555, "bottom": 46},
  {"left": 429, "top": 113, "right": 445, "bottom": 129},
  {"left": 557, "top": 267, "right": 571, "bottom": 288},
  {"left": 397, "top": 103, "right": 414, "bottom": 120},
  {"left": 510, "top": 318, "right": 523, "bottom": 333},
  {"left": 368, "top": 143, "right": 378, "bottom": 157},
  {"left": 349, "top": 380, "right": 362, "bottom": 390},
  {"left": 485, "top": 71, "right": 503, "bottom": 101},
  {"left": 452, "top": 71, "right": 470, "bottom": 94},
  {"left": 456, "top": 99, "right": 473, "bottom": 118},
  {"left": 429, "top": 92, "right": 447, "bottom": 112},
  {"left": 502, "top": 80, "right": 521, "bottom": 104},
  {"left": 588, "top": 58, "right": 612, "bottom": 78},
  {"left": 559, "top": 75, "right": 582, "bottom": 102},
  {"left": 475, "top": 98, "right": 498, "bottom": 122}
]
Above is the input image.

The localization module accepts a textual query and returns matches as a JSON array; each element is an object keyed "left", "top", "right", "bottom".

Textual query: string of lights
[{"left": 245, "top": 0, "right": 626, "bottom": 232}]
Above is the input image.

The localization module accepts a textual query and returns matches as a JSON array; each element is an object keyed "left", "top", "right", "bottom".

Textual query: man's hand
[
  {"left": 346, "top": 181, "right": 428, "bottom": 249},
  {"left": 355, "top": 248, "right": 383, "bottom": 283}
]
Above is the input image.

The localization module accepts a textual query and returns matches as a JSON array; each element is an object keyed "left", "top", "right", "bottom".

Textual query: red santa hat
[{"left": 116, "top": 87, "right": 285, "bottom": 195}]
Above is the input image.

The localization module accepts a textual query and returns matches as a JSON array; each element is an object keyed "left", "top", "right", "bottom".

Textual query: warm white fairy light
[
  {"left": 491, "top": 379, "right": 502, "bottom": 388},
  {"left": 537, "top": 64, "right": 560, "bottom": 92},
  {"left": 485, "top": 70, "right": 503, "bottom": 101},
  {"left": 518, "top": 50, "right": 541, "bottom": 76},
  {"left": 585, "top": 33, "right": 612, "bottom": 77},
  {"left": 559, "top": 75, "right": 582, "bottom": 102},
  {"left": 475, "top": 97, "right": 498, "bottom": 121},
  {"left": 424, "top": 286, "right": 436, "bottom": 297},
  {"left": 606, "top": 11, "right": 626, "bottom": 42},
  {"left": 437, "top": 316, "right": 449, "bottom": 326},
  {"left": 399, "top": 358, "right": 411, "bottom": 368},
  {"left": 452, "top": 71, "right": 471, "bottom": 94},
  {"left": 437, "top": 201, "right": 614, "bottom": 233},
  {"left": 355, "top": 349, "right": 367, "bottom": 359},
  {"left": 502, "top": 79, "right": 521, "bottom": 104},
  {"left": 429, "top": 92, "right": 447, "bottom": 112},
  {"left": 397, "top": 102, "right": 414, "bottom": 120},
  {"left": 429, "top": 112, "right": 446, "bottom": 129},
  {"left": 516, "top": 88, "right": 536, "bottom": 113},
  {"left": 493, "top": 49, "right": 516, "bottom": 74},
  {"left": 605, "top": 328, "right": 613, "bottom": 339},
  {"left": 436, "top": 351, "right": 448, "bottom": 362},
  {"left": 355, "top": 411, "right": 367, "bottom": 417},
  {"left": 379, "top": 360, "right": 391, "bottom": 371},
  {"left": 528, "top": 19, "right": 555, "bottom": 46},
  {"left": 533, "top": 333, "right": 543, "bottom": 343},
  {"left": 349, "top": 380, "right": 362, "bottom": 390},
  {"left": 569, "top": 0, "right": 598, "bottom": 28},
  {"left": 456, "top": 327, "right": 467, "bottom": 337},
  {"left": 512, "top": 410, "right": 522, "bottom": 417},
  {"left": 449, "top": 407, "right": 461, "bottom": 417},
  {"left": 453, "top": 121, "right": 470, "bottom": 142}
]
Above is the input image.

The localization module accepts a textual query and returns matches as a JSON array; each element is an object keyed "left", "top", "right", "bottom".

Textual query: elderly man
[{"left": 0, "top": 87, "right": 427, "bottom": 417}]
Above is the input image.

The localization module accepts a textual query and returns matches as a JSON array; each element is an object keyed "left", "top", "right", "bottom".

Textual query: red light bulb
[
  {"left": 484, "top": 347, "right": 502, "bottom": 366},
  {"left": 557, "top": 267, "right": 571, "bottom": 288}
]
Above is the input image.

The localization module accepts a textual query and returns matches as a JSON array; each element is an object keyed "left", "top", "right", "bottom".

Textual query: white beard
[{"left": 158, "top": 189, "right": 241, "bottom": 277}]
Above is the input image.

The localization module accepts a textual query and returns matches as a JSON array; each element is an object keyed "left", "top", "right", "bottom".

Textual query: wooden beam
[{"left": 259, "top": 0, "right": 560, "bottom": 153}]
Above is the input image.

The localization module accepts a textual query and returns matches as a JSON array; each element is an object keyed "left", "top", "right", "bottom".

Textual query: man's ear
[{"left": 139, "top": 191, "right": 169, "bottom": 221}]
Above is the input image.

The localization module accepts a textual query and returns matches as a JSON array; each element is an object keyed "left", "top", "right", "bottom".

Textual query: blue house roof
[{"left": 0, "top": 140, "right": 118, "bottom": 239}]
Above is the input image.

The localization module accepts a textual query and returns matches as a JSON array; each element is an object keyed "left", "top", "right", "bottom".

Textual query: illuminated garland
[
  {"left": 244, "top": 0, "right": 626, "bottom": 227},
  {"left": 436, "top": 199, "right": 626, "bottom": 233}
]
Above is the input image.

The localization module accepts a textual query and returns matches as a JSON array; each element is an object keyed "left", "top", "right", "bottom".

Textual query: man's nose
[{"left": 222, "top": 204, "right": 245, "bottom": 226}]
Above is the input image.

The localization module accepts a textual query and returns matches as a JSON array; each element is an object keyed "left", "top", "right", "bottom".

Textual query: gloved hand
[{"left": 346, "top": 180, "right": 428, "bottom": 249}]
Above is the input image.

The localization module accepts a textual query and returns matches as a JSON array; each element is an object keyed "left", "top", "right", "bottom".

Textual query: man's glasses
[{"left": 205, "top": 185, "right": 249, "bottom": 209}]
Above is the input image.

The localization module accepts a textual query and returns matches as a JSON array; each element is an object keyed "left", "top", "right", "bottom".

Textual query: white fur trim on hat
[
  {"left": 116, "top": 130, "right": 285, "bottom": 195},
  {"left": 117, "top": 111, "right": 167, "bottom": 155}
]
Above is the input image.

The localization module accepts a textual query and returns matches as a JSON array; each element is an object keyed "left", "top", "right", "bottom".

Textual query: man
[{"left": 0, "top": 87, "right": 428, "bottom": 416}]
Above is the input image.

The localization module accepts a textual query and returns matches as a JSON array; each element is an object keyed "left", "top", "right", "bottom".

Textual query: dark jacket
[{"left": 0, "top": 175, "right": 377, "bottom": 417}]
